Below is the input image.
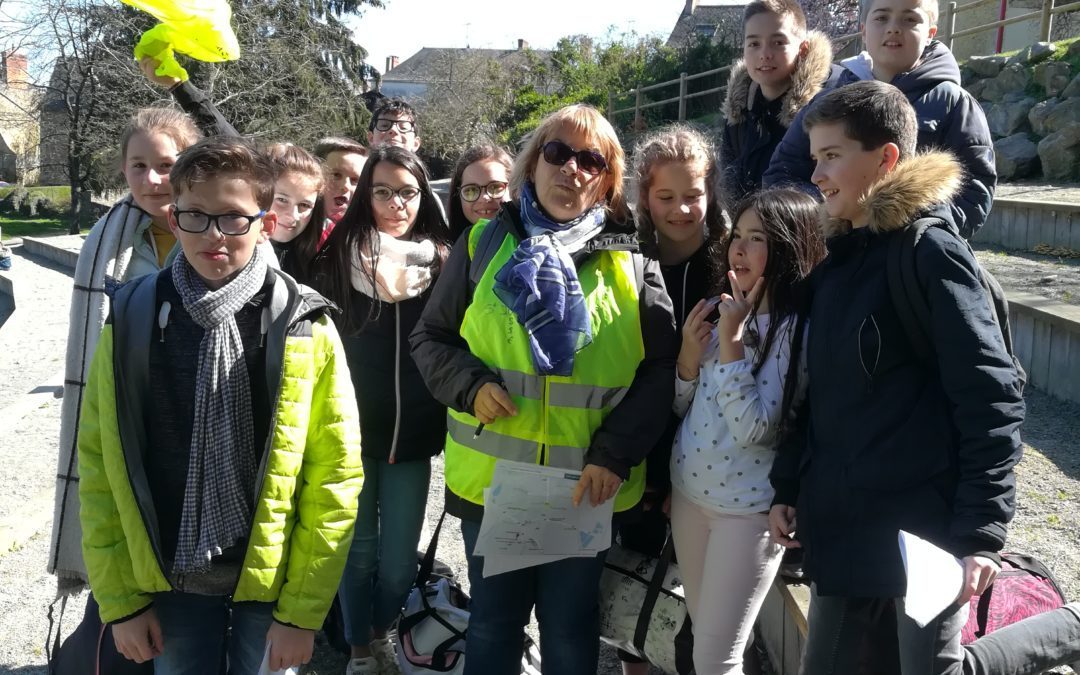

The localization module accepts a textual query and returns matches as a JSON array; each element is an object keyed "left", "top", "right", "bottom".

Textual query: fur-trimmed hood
[
  {"left": 723, "top": 30, "right": 835, "bottom": 128},
  {"left": 819, "top": 151, "right": 963, "bottom": 239}
]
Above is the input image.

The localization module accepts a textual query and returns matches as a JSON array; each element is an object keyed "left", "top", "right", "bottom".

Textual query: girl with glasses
[
  {"left": 312, "top": 146, "right": 452, "bottom": 675},
  {"left": 410, "top": 104, "right": 678, "bottom": 675},
  {"left": 447, "top": 144, "right": 514, "bottom": 242}
]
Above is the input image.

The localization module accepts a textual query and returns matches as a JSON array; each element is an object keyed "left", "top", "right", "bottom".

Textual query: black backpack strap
[
  {"left": 886, "top": 218, "right": 940, "bottom": 365},
  {"left": 632, "top": 533, "right": 676, "bottom": 651},
  {"left": 415, "top": 510, "right": 447, "bottom": 588}
]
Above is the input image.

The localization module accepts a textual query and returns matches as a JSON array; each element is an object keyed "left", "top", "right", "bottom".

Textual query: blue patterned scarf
[{"left": 493, "top": 182, "right": 606, "bottom": 376}]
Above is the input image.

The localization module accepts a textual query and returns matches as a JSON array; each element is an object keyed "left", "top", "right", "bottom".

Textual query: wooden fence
[{"left": 607, "top": 0, "right": 1077, "bottom": 126}]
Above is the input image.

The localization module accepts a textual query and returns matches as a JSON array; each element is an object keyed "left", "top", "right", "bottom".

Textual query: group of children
[{"left": 51, "top": 0, "right": 1080, "bottom": 672}]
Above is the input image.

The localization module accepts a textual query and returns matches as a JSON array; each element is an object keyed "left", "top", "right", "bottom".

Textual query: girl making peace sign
[{"left": 668, "top": 188, "right": 825, "bottom": 674}]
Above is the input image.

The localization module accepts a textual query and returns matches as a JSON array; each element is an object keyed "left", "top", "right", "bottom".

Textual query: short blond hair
[
  {"left": 509, "top": 104, "right": 627, "bottom": 221},
  {"left": 861, "top": 0, "right": 939, "bottom": 25}
]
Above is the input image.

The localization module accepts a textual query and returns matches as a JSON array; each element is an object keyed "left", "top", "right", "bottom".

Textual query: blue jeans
[
  {"left": 800, "top": 587, "right": 1080, "bottom": 675},
  {"left": 460, "top": 519, "right": 608, "bottom": 675},
  {"left": 153, "top": 593, "right": 274, "bottom": 675},
  {"left": 339, "top": 456, "right": 431, "bottom": 645}
]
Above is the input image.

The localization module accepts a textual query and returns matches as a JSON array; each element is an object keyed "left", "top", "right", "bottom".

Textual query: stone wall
[{"left": 965, "top": 40, "right": 1080, "bottom": 182}]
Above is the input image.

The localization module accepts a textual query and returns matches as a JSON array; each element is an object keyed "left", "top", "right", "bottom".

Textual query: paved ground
[{"left": 0, "top": 238, "right": 1077, "bottom": 675}]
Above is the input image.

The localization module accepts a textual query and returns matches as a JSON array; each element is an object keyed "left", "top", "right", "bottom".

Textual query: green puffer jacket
[{"left": 78, "top": 269, "right": 364, "bottom": 629}]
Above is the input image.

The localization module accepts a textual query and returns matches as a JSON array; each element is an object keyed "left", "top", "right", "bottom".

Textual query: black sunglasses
[{"left": 541, "top": 140, "right": 607, "bottom": 176}]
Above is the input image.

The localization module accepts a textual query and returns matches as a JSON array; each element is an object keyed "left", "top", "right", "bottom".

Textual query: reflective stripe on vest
[
  {"left": 445, "top": 215, "right": 647, "bottom": 513},
  {"left": 495, "top": 367, "right": 628, "bottom": 410}
]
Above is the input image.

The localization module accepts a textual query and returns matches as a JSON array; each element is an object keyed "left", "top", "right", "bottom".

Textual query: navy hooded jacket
[
  {"left": 762, "top": 41, "right": 996, "bottom": 239},
  {"left": 769, "top": 151, "right": 1023, "bottom": 598}
]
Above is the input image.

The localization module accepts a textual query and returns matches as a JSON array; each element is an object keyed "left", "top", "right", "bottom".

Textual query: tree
[
  {"left": 25, "top": 0, "right": 384, "bottom": 232},
  {"left": 417, "top": 47, "right": 554, "bottom": 172}
]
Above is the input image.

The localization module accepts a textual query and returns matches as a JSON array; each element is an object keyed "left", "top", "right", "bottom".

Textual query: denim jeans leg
[
  {"left": 799, "top": 587, "right": 878, "bottom": 675},
  {"left": 153, "top": 593, "right": 228, "bottom": 675},
  {"left": 339, "top": 456, "right": 382, "bottom": 645},
  {"left": 897, "top": 598, "right": 1080, "bottom": 675},
  {"left": 226, "top": 601, "right": 276, "bottom": 675},
  {"left": 534, "top": 548, "right": 607, "bottom": 675},
  {"left": 460, "top": 519, "right": 535, "bottom": 675},
  {"left": 372, "top": 458, "right": 432, "bottom": 632}
]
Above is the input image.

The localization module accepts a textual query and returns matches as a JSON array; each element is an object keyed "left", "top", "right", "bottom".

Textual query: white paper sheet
[
  {"left": 257, "top": 642, "right": 299, "bottom": 675},
  {"left": 899, "top": 530, "right": 965, "bottom": 627},
  {"left": 477, "top": 460, "right": 614, "bottom": 577}
]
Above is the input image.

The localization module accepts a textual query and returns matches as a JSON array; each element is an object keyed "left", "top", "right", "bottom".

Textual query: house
[
  {"left": 667, "top": 0, "right": 748, "bottom": 50},
  {"left": 379, "top": 40, "right": 556, "bottom": 100},
  {"left": 0, "top": 51, "right": 43, "bottom": 185}
]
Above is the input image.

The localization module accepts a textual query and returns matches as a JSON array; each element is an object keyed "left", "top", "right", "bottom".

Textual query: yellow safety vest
[{"left": 444, "top": 216, "right": 647, "bottom": 513}]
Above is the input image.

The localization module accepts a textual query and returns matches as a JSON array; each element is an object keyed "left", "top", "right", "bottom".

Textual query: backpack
[
  {"left": 886, "top": 217, "right": 1027, "bottom": 392},
  {"left": 961, "top": 553, "right": 1068, "bottom": 643}
]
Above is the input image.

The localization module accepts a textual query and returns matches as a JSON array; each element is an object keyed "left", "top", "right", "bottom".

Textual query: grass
[
  {"left": 0, "top": 215, "right": 74, "bottom": 242},
  {"left": 0, "top": 185, "right": 71, "bottom": 202}
]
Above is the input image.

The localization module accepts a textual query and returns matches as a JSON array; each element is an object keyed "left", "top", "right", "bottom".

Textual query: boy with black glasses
[
  {"left": 78, "top": 136, "right": 364, "bottom": 674},
  {"left": 368, "top": 97, "right": 422, "bottom": 152}
]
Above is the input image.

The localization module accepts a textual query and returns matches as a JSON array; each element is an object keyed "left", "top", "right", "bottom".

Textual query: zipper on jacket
[{"left": 389, "top": 303, "right": 403, "bottom": 464}]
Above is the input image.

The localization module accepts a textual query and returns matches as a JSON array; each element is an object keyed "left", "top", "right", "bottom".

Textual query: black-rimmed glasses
[
  {"left": 373, "top": 118, "right": 416, "bottom": 133},
  {"left": 541, "top": 140, "right": 607, "bottom": 175},
  {"left": 173, "top": 208, "right": 266, "bottom": 236},
  {"left": 459, "top": 181, "right": 508, "bottom": 202}
]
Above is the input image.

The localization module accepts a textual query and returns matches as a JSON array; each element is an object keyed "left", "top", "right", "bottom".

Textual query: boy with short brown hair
[
  {"left": 720, "top": 0, "right": 841, "bottom": 202},
  {"left": 79, "top": 136, "right": 364, "bottom": 674}
]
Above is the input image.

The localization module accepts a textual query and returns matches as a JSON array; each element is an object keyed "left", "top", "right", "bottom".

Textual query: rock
[
  {"left": 1064, "top": 73, "right": 1080, "bottom": 100},
  {"left": 983, "top": 64, "right": 1032, "bottom": 102},
  {"left": 987, "top": 97, "right": 1036, "bottom": 137},
  {"left": 1035, "top": 61, "right": 1072, "bottom": 97},
  {"left": 968, "top": 54, "right": 1008, "bottom": 78},
  {"left": 1007, "top": 41, "right": 1056, "bottom": 67},
  {"left": 995, "top": 133, "right": 1040, "bottom": 180},
  {"left": 1038, "top": 275, "right": 1058, "bottom": 285},
  {"left": 1045, "top": 97, "right": 1080, "bottom": 134},
  {"left": 1038, "top": 124, "right": 1080, "bottom": 180},
  {"left": 1070, "top": 40, "right": 1080, "bottom": 59},
  {"left": 966, "top": 79, "right": 989, "bottom": 100},
  {"left": 1029, "top": 98, "right": 1062, "bottom": 136}
]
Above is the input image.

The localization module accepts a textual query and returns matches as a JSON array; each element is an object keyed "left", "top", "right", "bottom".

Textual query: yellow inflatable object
[{"left": 124, "top": 0, "right": 240, "bottom": 82}]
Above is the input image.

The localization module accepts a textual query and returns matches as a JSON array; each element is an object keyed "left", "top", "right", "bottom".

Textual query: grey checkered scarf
[{"left": 170, "top": 245, "right": 268, "bottom": 575}]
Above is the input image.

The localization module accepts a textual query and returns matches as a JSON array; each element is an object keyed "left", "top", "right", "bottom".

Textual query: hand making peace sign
[{"left": 716, "top": 269, "right": 765, "bottom": 343}]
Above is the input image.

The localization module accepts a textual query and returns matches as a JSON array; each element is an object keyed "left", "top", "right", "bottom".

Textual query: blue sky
[{"left": 347, "top": 0, "right": 700, "bottom": 75}]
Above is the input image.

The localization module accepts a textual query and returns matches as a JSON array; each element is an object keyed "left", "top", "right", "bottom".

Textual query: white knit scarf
[{"left": 350, "top": 231, "right": 438, "bottom": 302}]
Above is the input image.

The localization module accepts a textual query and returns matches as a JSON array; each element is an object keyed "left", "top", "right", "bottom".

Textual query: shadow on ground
[{"left": 1022, "top": 388, "right": 1080, "bottom": 482}]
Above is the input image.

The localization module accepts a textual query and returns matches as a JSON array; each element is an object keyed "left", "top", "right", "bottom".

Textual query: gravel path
[{"left": 976, "top": 245, "right": 1080, "bottom": 306}]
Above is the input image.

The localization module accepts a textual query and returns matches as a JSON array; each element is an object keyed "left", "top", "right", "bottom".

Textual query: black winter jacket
[
  {"left": 769, "top": 152, "right": 1024, "bottom": 598},
  {"left": 409, "top": 205, "right": 679, "bottom": 522},
  {"left": 762, "top": 41, "right": 996, "bottom": 239},
  {"left": 340, "top": 289, "right": 447, "bottom": 463},
  {"left": 720, "top": 31, "right": 842, "bottom": 204}
]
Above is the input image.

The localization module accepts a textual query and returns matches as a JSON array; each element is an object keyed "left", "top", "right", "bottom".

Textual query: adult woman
[
  {"left": 446, "top": 144, "right": 513, "bottom": 242},
  {"left": 410, "top": 104, "right": 677, "bottom": 675},
  {"left": 312, "top": 146, "right": 451, "bottom": 675}
]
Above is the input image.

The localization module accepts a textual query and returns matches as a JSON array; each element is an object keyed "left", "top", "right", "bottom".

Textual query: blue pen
[{"left": 473, "top": 423, "right": 485, "bottom": 439}]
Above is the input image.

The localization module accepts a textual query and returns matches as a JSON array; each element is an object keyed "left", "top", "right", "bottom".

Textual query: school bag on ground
[
  {"left": 598, "top": 534, "right": 695, "bottom": 675},
  {"left": 886, "top": 217, "right": 1027, "bottom": 391},
  {"left": 961, "top": 552, "right": 1067, "bottom": 643},
  {"left": 396, "top": 511, "right": 468, "bottom": 675}
]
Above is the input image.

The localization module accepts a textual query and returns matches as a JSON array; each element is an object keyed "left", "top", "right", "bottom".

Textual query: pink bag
[{"left": 961, "top": 553, "right": 1067, "bottom": 644}]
